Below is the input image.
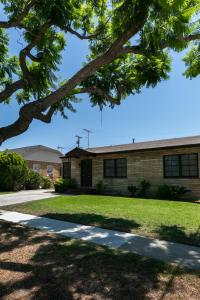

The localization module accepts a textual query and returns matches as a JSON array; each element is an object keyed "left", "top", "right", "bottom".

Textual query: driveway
[{"left": 0, "top": 190, "right": 57, "bottom": 207}]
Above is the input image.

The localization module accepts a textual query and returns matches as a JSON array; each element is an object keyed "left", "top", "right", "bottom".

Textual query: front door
[{"left": 81, "top": 160, "right": 92, "bottom": 187}]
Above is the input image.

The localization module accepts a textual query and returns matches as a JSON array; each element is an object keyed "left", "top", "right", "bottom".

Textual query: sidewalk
[{"left": 0, "top": 210, "right": 200, "bottom": 271}]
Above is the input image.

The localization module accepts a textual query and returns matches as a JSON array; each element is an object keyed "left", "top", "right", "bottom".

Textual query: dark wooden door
[{"left": 81, "top": 160, "right": 92, "bottom": 187}]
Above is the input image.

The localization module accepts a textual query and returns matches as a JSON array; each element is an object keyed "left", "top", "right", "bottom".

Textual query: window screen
[
  {"left": 104, "top": 158, "right": 127, "bottom": 178},
  {"left": 164, "top": 153, "right": 198, "bottom": 178},
  {"left": 181, "top": 154, "right": 198, "bottom": 177}
]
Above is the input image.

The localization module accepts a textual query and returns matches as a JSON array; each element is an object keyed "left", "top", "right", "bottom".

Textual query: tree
[
  {"left": 0, "top": 151, "right": 28, "bottom": 191},
  {"left": 0, "top": 0, "right": 199, "bottom": 144}
]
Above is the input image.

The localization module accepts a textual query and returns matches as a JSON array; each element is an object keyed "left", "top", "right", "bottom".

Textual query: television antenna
[
  {"left": 83, "top": 129, "right": 93, "bottom": 148},
  {"left": 75, "top": 135, "right": 83, "bottom": 148},
  {"left": 57, "top": 146, "right": 69, "bottom": 154}
]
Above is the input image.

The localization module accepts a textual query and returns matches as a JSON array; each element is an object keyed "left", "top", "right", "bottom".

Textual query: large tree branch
[
  {"left": 65, "top": 16, "right": 111, "bottom": 40},
  {"left": 34, "top": 106, "right": 56, "bottom": 123},
  {"left": 0, "top": 79, "right": 25, "bottom": 104},
  {"left": 120, "top": 45, "right": 143, "bottom": 55},
  {"left": 0, "top": 1, "right": 36, "bottom": 29},
  {"left": 77, "top": 87, "right": 120, "bottom": 105},
  {"left": 66, "top": 27, "right": 98, "bottom": 40},
  {"left": 40, "top": 10, "right": 149, "bottom": 111},
  {"left": 19, "top": 21, "right": 52, "bottom": 79},
  {"left": 26, "top": 52, "right": 42, "bottom": 62},
  {"left": 0, "top": 5, "right": 150, "bottom": 144},
  {"left": 178, "top": 33, "right": 200, "bottom": 42},
  {"left": 0, "top": 101, "right": 41, "bottom": 143},
  {"left": 160, "top": 34, "right": 200, "bottom": 50},
  {"left": 121, "top": 33, "right": 200, "bottom": 56}
]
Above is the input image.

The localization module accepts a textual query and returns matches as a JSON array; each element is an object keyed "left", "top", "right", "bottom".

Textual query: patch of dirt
[{"left": 0, "top": 220, "right": 200, "bottom": 300}]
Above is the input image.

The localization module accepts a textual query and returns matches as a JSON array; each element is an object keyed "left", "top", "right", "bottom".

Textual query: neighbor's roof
[
  {"left": 9, "top": 145, "right": 62, "bottom": 155},
  {"left": 85, "top": 135, "right": 200, "bottom": 154}
]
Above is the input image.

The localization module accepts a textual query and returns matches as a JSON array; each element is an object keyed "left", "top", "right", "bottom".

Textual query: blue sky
[{"left": 0, "top": 5, "right": 200, "bottom": 152}]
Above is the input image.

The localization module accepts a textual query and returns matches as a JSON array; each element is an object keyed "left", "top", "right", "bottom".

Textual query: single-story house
[
  {"left": 61, "top": 135, "right": 200, "bottom": 197},
  {"left": 9, "top": 145, "right": 62, "bottom": 180}
]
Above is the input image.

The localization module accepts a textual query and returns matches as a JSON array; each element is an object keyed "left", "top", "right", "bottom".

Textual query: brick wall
[
  {"left": 27, "top": 160, "right": 61, "bottom": 181},
  {"left": 68, "top": 146, "right": 200, "bottom": 197}
]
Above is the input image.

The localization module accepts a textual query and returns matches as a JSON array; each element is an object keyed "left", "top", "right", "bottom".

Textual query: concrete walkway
[
  {"left": 0, "top": 190, "right": 57, "bottom": 206},
  {"left": 0, "top": 210, "right": 200, "bottom": 271}
]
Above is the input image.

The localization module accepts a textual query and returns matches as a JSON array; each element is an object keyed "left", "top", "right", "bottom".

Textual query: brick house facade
[
  {"left": 9, "top": 145, "right": 62, "bottom": 181},
  {"left": 61, "top": 136, "right": 200, "bottom": 197},
  {"left": 27, "top": 160, "right": 61, "bottom": 181}
]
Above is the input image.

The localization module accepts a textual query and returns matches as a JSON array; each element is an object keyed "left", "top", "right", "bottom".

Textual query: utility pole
[
  {"left": 75, "top": 135, "right": 82, "bottom": 148},
  {"left": 83, "top": 129, "right": 92, "bottom": 148}
]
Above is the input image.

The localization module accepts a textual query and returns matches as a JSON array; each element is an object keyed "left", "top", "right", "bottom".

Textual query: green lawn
[
  {"left": 0, "top": 191, "right": 14, "bottom": 194},
  {"left": 3, "top": 195, "right": 200, "bottom": 246}
]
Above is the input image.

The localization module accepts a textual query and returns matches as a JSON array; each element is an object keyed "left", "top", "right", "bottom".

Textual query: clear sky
[{"left": 0, "top": 5, "right": 200, "bottom": 152}]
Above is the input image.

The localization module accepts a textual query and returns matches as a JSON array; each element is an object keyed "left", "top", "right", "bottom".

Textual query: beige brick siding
[
  {"left": 68, "top": 146, "right": 200, "bottom": 197},
  {"left": 27, "top": 160, "right": 61, "bottom": 181}
]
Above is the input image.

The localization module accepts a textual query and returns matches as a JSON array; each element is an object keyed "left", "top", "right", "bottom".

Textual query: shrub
[
  {"left": 128, "top": 185, "right": 137, "bottom": 197},
  {"left": 41, "top": 176, "right": 52, "bottom": 189},
  {"left": 65, "top": 178, "right": 77, "bottom": 189},
  {"left": 137, "top": 180, "right": 151, "bottom": 197},
  {"left": 96, "top": 180, "right": 105, "bottom": 194},
  {"left": 54, "top": 178, "right": 65, "bottom": 193},
  {"left": 157, "top": 184, "right": 189, "bottom": 200},
  {"left": 0, "top": 151, "right": 28, "bottom": 191},
  {"left": 54, "top": 178, "right": 77, "bottom": 193},
  {"left": 25, "top": 170, "right": 42, "bottom": 190}
]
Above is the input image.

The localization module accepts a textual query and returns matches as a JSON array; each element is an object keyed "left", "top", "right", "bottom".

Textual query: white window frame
[
  {"left": 47, "top": 165, "right": 53, "bottom": 177},
  {"left": 33, "top": 163, "right": 41, "bottom": 173}
]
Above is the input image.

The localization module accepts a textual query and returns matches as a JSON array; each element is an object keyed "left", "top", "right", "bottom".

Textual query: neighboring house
[
  {"left": 9, "top": 145, "right": 62, "bottom": 180},
  {"left": 61, "top": 135, "right": 200, "bottom": 197}
]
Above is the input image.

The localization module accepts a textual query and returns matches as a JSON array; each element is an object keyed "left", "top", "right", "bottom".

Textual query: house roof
[
  {"left": 87, "top": 135, "right": 200, "bottom": 154},
  {"left": 62, "top": 147, "right": 95, "bottom": 158},
  {"left": 9, "top": 145, "right": 62, "bottom": 155},
  {"left": 7, "top": 145, "right": 62, "bottom": 163},
  {"left": 64, "top": 135, "right": 200, "bottom": 157}
]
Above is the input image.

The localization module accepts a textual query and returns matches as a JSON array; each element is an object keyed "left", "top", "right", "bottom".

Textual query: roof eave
[{"left": 90, "top": 143, "right": 200, "bottom": 156}]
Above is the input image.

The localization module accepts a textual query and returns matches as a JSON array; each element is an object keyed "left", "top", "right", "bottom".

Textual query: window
[
  {"left": 63, "top": 161, "right": 71, "bottom": 179},
  {"left": 164, "top": 154, "right": 198, "bottom": 178},
  {"left": 33, "top": 163, "right": 40, "bottom": 173},
  {"left": 47, "top": 165, "right": 53, "bottom": 177},
  {"left": 164, "top": 155, "right": 180, "bottom": 177},
  {"left": 104, "top": 158, "right": 127, "bottom": 178}
]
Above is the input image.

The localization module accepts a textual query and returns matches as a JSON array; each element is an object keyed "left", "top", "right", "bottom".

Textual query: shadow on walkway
[{"left": 1, "top": 220, "right": 200, "bottom": 300}]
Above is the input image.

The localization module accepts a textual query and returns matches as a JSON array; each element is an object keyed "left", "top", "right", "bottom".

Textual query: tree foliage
[
  {"left": 0, "top": 151, "right": 28, "bottom": 191},
  {"left": 0, "top": 0, "right": 199, "bottom": 143}
]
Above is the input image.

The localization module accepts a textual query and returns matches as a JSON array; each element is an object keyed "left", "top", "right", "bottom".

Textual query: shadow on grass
[
  {"left": 1, "top": 220, "right": 199, "bottom": 300},
  {"left": 41, "top": 213, "right": 200, "bottom": 247},
  {"left": 41, "top": 212, "right": 141, "bottom": 233},
  {"left": 154, "top": 225, "right": 200, "bottom": 247}
]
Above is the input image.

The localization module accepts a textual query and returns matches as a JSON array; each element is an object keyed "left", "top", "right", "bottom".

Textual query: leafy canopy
[{"left": 0, "top": 0, "right": 199, "bottom": 143}]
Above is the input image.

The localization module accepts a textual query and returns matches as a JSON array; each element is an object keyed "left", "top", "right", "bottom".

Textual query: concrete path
[
  {"left": 0, "top": 210, "right": 200, "bottom": 271},
  {"left": 0, "top": 190, "right": 57, "bottom": 206}
]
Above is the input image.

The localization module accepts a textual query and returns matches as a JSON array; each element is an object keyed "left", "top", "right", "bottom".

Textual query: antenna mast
[
  {"left": 83, "top": 129, "right": 92, "bottom": 148},
  {"left": 57, "top": 146, "right": 65, "bottom": 153},
  {"left": 75, "top": 135, "right": 83, "bottom": 148}
]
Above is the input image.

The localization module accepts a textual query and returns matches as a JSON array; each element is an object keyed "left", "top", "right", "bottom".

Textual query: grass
[
  {"left": 3, "top": 194, "right": 200, "bottom": 247},
  {"left": 1, "top": 220, "right": 200, "bottom": 300},
  {"left": 0, "top": 192, "right": 15, "bottom": 194}
]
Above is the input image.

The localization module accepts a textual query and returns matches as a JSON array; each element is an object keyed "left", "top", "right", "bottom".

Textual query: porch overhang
[{"left": 61, "top": 147, "right": 96, "bottom": 159}]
